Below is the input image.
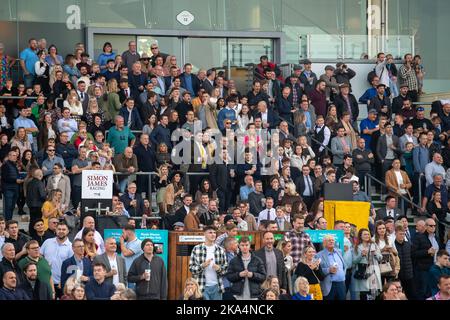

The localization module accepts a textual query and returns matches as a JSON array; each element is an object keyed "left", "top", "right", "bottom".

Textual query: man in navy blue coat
[{"left": 60, "top": 239, "right": 93, "bottom": 289}]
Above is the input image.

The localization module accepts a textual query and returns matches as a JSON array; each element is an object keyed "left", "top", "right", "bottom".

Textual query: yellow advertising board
[{"left": 324, "top": 200, "right": 370, "bottom": 231}]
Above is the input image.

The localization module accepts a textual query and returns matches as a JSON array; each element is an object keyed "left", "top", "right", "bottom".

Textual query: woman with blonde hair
[
  {"left": 60, "top": 276, "right": 78, "bottom": 300},
  {"left": 10, "top": 127, "right": 31, "bottom": 157},
  {"left": 294, "top": 245, "right": 324, "bottom": 300},
  {"left": 260, "top": 275, "right": 290, "bottom": 299},
  {"left": 163, "top": 55, "right": 181, "bottom": 76},
  {"left": 184, "top": 206, "right": 202, "bottom": 231},
  {"left": 281, "top": 182, "right": 302, "bottom": 207},
  {"left": 180, "top": 278, "right": 203, "bottom": 300},
  {"left": 84, "top": 97, "right": 105, "bottom": 128},
  {"left": 63, "top": 89, "right": 83, "bottom": 120},
  {"left": 41, "top": 189, "right": 64, "bottom": 230},
  {"left": 352, "top": 228, "right": 383, "bottom": 300},
  {"left": 49, "top": 64, "right": 63, "bottom": 88},
  {"left": 103, "top": 78, "right": 121, "bottom": 123}
]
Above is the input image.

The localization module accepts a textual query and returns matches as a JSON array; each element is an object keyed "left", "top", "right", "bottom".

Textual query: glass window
[{"left": 184, "top": 38, "right": 227, "bottom": 73}]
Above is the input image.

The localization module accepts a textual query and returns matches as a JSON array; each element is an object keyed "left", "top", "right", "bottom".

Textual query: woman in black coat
[{"left": 225, "top": 237, "right": 266, "bottom": 300}]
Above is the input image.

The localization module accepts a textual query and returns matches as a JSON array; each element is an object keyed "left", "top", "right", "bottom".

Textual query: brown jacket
[
  {"left": 385, "top": 168, "right": 412, "bottom": 198},
  {"left": 184, "top": 212, "right": 202, "bottom": 231}
]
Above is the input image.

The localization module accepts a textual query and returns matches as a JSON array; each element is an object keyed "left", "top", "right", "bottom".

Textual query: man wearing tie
[
  {"left": 375, "top": 196, "right": 402, "bottom": 221},
  {"left": 77, "top": 80, "right": 89, "bottom": 113},
  {"left": 257, "top": 197, "right": 276, "bottom": 226},
  {"left": 119, "top": 78, "right": 131, "bottom": 105},
  {"left": 397, "top": 216, "right": 412, "bottom": 242},
  {"left": 295, "top": 165, "right": 316, "bottom": 211}
]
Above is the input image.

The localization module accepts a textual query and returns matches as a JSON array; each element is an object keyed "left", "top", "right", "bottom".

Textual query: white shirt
[
  {"left": 204, "top": 244, "right": 218, "bottom": 286},
  {"left": 75, "top": 228, "right": 105, "bottom": 254},
  {"left": 394, "top": 170, "right": 407, "bottom": 194},
  {"left": 261, "top": 111, "right": 268, "bottom": 123},
  {"left": 40, "top": 237, "right": 73, "bottom": 284},
  {"left": 386, "top": 208, "right": 396, "bottom": 218},
  {"left": 108, "top": 254, "right": 120, "bottom": 286},
  {"left": 257, "top": 208, "right": 276, "bottom": 224}
]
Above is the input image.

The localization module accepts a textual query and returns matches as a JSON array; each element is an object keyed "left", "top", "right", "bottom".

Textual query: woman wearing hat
[{"left": 139, "top": 53, "right": 151, "bottom": 75}]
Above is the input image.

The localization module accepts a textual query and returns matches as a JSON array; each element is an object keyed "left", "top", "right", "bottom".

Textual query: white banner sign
[
  {"left": 81, "top": 170, "right": 114, "bottom": 199},
  {"left": 179, "top": 235, "right": 205, "bottom": 243}
]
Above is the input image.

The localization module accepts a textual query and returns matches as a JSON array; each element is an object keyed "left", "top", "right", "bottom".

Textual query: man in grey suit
[
  {"left": 316, "top": 235, "right": 347, "bottom": 300},
  {"left": 399, "top": 123, "right": 418, "bottom": 152},
  {"left": 375, "top": 195, "right": 402, "bottom": 222},
  {"left": 254, "top": 231, "right": 287, "bottom": 291},
  {"left": 93, "top": 237, "right": 127, "bottom": 286},
  {"left": 331, "top": 126, "right": 352, "bottom": 166},
  {"left": 376, "top": 122, "right": 401, "bottom": 173}
]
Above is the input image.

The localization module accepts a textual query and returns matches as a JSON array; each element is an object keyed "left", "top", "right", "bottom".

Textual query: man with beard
[{"left": 18, "top": 262, "right": 52, "bottom": 300}]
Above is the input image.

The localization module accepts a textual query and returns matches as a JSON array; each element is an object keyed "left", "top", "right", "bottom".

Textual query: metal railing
[{"left": 364, "top": 173, "right": 449, "bottom": 227}]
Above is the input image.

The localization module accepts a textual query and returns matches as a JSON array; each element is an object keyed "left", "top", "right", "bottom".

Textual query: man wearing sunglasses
[{"left": 412, "top": 218, "right": 444, "bottom": 300}]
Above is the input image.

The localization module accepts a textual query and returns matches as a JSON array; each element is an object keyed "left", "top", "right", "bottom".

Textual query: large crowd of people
[{"left": 0, "top": 37, "right": 449, "bottom": 301}]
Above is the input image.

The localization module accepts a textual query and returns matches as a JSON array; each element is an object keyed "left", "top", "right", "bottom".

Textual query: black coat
[
  {"left": 225, "top": 253, "right": 266, "bottom": 298},
  {"left": 253, "top": 247, "right": 286, "bottom": 289},
  {"left": 209, "top": 163, "right": 233, "bottom": 191},
  {"left": 412, "top": 231, "right": 443, "bottom": 271},
  {"left": 295, "top": 175, "right": 317, "bottom": 198},
  {"left": 18, "top": 278, "right": 52, "bottom": 300},
  {"left": 334, "top": 93, "right": 359, "bottom": 122},
  {"left": 119, "top": 193, "right": 144, "bottom": 217},
  {"left": 25, "top": 178, "right": 47, "bottom": 208},
  {"left": 394, "top": 239, "right": 414, "bottom": 280},
  {"left": 0, "top": 160, "right": 18, "bottom": 185}
]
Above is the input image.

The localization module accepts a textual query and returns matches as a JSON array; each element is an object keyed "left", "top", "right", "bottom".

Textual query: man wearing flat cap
[
  {"left": 319, "top": 65, "right": 339, "bottom": 102},
  {"left": 299, "top": 59, "right": 318, "bottom": 95}
]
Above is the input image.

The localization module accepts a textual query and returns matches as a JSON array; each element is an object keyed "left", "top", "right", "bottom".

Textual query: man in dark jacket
[
  {"left": 85, "top": 262, "right": 116, "bottom": 300},
  {"left": 334, "top": 84, "right": 359, "bottom": 122},
  {"left": 120, "top": 182, "right": 144, "bottom": 217},
  {"left": 55, "top": 132, "right": 78, "bottom": 169},
  {"left": 275, "top": 87, "right": 293, "bottom": 123},
  {"left": 133, "top": 133, "right": 156, "bottom": 195},
  {"left": 150, "top": 115, "right": 172, "bottom": 150},
  {"left": 127, "top": 239, "right": 168, "bottom": 300},
  {"left": 209, "top": 149, "right": 235, "bottom": 214},
  {"left": 0, "top": 150, "right": 21, "bottom": 221},
  {"left": 394, "top": 224, "right": 417, "bottom": 300},
  {"left": 60, "top": 239, "right": 93, "bottom": 289},
  {"left": 0, "top": 243, "right": 22, "bottom": 288},
  {"left": 254, "top": 232, "right": 286, "bottom": 290},
  {"left": 25, "top": 169, "right": 47, "bottom": 230},
  {"left": 0, "top": 271, "right": 30, "bottom": 300},
  {"left": 225, "top": 237, "right": 266, "bottom": 299},
  {"left": 368, "top": 84, "right": 392, "bottom": 118},
  {"left": 119, "top": 98, "right": 144, "bottom": 131},
  {"left": 18, "top": 262, "right": 51, "bottom": 300},
  {"left": 179, "top": 63, "right": 201, "bottom": 97},
  {"left": 412, "top": 218, "right": 444, "bottom": 300}
]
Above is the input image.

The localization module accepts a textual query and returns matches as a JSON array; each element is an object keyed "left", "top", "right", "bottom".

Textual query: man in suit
[
  {"left": 412, "top": 218, "right": 444, "bottom": 300},
  {"left": 254, "top": 100, "right": 278, "bottom": 130},
  {"left": 375, "top": 196, "right": 402, "bottom": 222},
  {"left": 376, "top": 122, "right": 400, "bottom": 173},
  {"left": 316, "top": 235, "right": 347, "bottom": 300},
  {"left": 297, "top": 99, "right": 316, "bottom": 133},
  {"left": 295, "top": 165, "right": 316, "bottom": 211},
  {"left": 119, "top": 97, "right": 143, "bottom": 131},
  {"left": 331, "top": 126, "right": 352, "bottom": 167},
  {"left": 368, "top": 83, "right": 392, "bottom": 118},
  {"left": 172, "top": 194, "right": 193, "bottom": 225},
  {"left": 179, "top": 63, "right": 201, "bottom": 97},
  {"left": 275, "top": 86, "right": 293, "bottom": 123},
  {"left": 164, "top": 66, "right": 179, "bottom": 94},
  {"left": 119, "top": 182, "right": 144, "bottom": 217},
  {"left": 209, "top": 148, "right": 235, "bottom": 214},
  {"left": 254, "top": 231, "right": 286, "bottom": 290},
  {"left": 76, "top": 79, "right": 89, "bottom": 113},
  {"left": 60, "top": 239, "right": 93, "bottom": 290},
  {"left": 399, "top": 123, "right": 418, "bottom": 152},
  {"left": 118, "top": 78, "right": 131, "bottom": 105},
  {"left": 334, "top": 84, "right": 359, "bottom": 122},
  {"left": 201, "top": 68, "right": 216, "bottom": 94},
  {"left": 93, "top": 237, "right": 127, "bottom": 286}
]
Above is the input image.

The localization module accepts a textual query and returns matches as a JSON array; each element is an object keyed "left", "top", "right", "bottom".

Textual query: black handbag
[{"left": 353, "top": 263, "right": 369, "bottom": 280}]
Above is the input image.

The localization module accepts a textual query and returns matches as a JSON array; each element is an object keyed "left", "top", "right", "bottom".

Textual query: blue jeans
[
  {"left": 203, "top": 285, "right": 222, "bottom": 300},
  {"left": 324, "top": 281, "right": 346, "bottom": 301},
  {"left": 23, "top": 73, "right": 35, "bottom": 88},
  {"left": 3, "top": 185, "right": 19, "bottom": 221}
]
